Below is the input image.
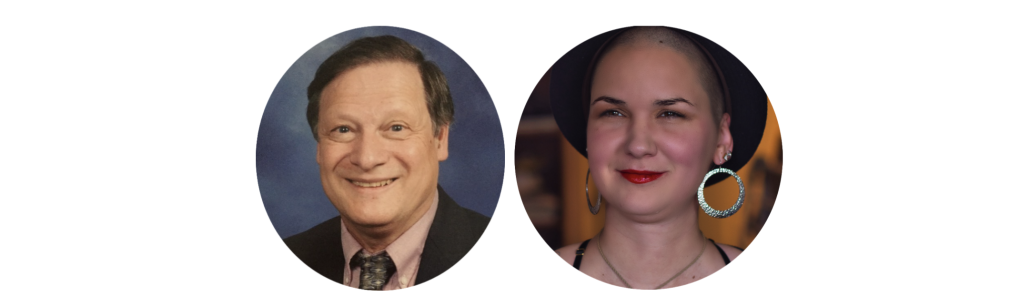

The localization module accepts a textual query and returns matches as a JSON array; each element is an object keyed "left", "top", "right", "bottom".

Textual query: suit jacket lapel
[{"left": 415, "top": 186, "right": 480, "bottom": 285}]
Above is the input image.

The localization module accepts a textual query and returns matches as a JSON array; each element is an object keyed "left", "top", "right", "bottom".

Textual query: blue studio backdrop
[{"left": 257, "top": 26, "right": 504, "bottom": 239}]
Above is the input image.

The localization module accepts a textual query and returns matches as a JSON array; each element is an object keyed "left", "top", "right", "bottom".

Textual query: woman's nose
[
  {"left": 625, "top": 120, "right": 656, "bottom": 158},
  {"left": 349, "top": 133, "right": 388, "bottom": 171}
]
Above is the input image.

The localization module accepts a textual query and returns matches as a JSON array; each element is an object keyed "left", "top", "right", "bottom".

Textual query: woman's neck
[
  {"left": 602, "top": 203, "right": 705, "bottom": 253},
  {"left": 596, "top": 201, "right": 708, "bottom": 287}
]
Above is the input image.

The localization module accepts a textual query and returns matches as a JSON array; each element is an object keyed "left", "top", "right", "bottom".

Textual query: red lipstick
[{"left": 619, "top": 169, "right": 664, "bottom": 184}]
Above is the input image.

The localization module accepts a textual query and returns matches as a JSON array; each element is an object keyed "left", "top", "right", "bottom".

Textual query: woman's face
[{"left": 587, "top": 42, "right": 732, "bottom": 217}]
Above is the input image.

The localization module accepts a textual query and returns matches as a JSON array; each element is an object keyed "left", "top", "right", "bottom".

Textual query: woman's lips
[{"left": 619, "top": 170, "right": 665, "bottom": 184}]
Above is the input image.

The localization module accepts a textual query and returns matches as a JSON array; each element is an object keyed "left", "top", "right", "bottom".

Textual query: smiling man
[{"left": 284, "top": 35, "right": 490, "bottom": 290}]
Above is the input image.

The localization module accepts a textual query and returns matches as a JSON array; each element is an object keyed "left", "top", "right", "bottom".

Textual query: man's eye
[
  {"left": 335, "top": 126, "right": 350, "bottom": 133},
  {"left": 391, "top": 125, "right": 404, "bottom": 132}
]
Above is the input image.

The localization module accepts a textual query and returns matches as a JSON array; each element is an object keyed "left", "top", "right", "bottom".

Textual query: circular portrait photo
[
  {"left": 257, "top": 26, "right": 503, "bottom": 290},
  {"left": 515, "top": 26, "right": 781, "bottom": 289}
]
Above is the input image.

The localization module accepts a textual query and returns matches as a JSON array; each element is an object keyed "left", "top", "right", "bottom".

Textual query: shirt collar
[{"left": 340, "top": 189, "right": 439, "bottom": 289}]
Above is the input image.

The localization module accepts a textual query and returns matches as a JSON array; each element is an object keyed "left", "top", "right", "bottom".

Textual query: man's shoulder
[
  {"left": 424, "top": 188, "right": 491, "bottom": 257},
  {"left": 435, "top": 188, "right": 490, "bottom": 235},
  {"left": 283, "top": 216, "right": 344, "bottom": 283},
  {"left": 284, "top": 216, "right": 340, "bottom": 249},
  {"left": 415, "top": 188, "right": 491, "bottom": 284}
]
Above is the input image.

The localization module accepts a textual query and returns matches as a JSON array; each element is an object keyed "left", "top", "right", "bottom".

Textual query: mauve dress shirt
[{"left": 339, "top": 192, "right": 438, "bottom": 290}]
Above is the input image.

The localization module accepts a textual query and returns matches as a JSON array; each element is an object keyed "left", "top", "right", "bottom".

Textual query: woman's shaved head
[{"left": 597, "top": 27, "right": 726, "bottom": 122}]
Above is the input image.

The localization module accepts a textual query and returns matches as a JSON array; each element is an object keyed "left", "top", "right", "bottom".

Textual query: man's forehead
[
  {"left": 319, "top": 62, "right": 428, "bottom": 119},
  {"left": 320, "top": 96, "right": 428, "bottom": 117},
  {"left": 332, "top": 61, "right": 421, "bottom": 86},
  {"left": 323, "top": 62, "right": 423, "bottom": 98}
]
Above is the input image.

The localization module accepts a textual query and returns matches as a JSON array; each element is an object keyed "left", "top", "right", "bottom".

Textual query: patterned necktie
[{"left": 349, "top": 251, "right": 397, "bottom": 290}]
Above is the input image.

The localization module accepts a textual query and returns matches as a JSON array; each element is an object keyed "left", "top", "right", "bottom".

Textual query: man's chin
[
  {"left": 329, "top": 188, "right": 435, "bottom": 233},
  {"left": 340, "top": 214, "right": 396, "bottom": 231},
  {"left": 336, "top": 205, "right": 402, "bottom": 227}
]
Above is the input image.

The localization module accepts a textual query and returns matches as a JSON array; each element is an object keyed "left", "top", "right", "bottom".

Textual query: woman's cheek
[
  {"left": 586, "top": 138, "right": 616, "bottom": 171},
  {"left": 586, "top": 126, "right": 624, "bottom": 191},
  {"left": 586, "top": 124, "right": 622, "bottom": 158},
  {"left": 657, "top": 130, "right": 709, "bottom": 170}
]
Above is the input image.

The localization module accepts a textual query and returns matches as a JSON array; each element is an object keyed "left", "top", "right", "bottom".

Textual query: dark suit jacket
[{"left": 284, "top": 187, "right": 490, "bottom": 285}]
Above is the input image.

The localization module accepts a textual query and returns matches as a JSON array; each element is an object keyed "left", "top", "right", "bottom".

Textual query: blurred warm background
[{"left": 516, "top": 71, "right": 782, "bottom": 250}]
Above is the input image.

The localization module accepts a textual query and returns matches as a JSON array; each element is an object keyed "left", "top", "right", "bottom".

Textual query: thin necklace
[{"left": 596, "top": 231, "right": 708, "bottom": 289}]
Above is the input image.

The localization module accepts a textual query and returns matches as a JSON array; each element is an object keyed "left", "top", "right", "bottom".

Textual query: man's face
[{"left": 315, "top": 61, "right": 449, "bottom": 229}]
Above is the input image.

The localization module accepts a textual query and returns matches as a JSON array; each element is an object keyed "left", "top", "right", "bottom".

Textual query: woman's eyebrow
[
  {"left": 591, "top": 96, "right": 626, "bottom": 106},
  {"left": 655, "top": 98, "right": 693, "bottom": 106}
]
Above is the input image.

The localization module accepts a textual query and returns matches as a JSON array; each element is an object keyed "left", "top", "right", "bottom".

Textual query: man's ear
[
  {"left": 713, "top": 113, "right": 733, "bottom": 165},
  {"left": 436, "top": 123, "right": 450, "bottom": 161},
  {"left": 315, "top": 136, "right": 323, "bottom": 166}
]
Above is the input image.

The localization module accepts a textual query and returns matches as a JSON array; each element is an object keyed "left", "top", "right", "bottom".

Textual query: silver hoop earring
[
  {"left": 585, "top": 169, "right": 601, "bottom": 215},
  {"left": 697, "top": 166, "right": 744, "bottom": 218}
]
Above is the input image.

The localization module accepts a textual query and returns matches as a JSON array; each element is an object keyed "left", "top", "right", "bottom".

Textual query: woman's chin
[{"left": 607, "top": 201, "right": 683, "bottom": 218}]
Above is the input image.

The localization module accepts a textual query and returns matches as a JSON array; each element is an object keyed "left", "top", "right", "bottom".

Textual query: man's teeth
[{"left": 350, "top": 179, "right": 394, "bottom": 188}]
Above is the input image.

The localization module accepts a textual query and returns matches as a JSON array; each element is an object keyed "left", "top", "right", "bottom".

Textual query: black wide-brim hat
[{"left": 549, "top": 26, "right": 767, "bottom": 186}]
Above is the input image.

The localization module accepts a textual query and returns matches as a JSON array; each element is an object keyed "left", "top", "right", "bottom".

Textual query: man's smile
[{"left": 347, "top": 178, "right": 397, "bottom": 188}]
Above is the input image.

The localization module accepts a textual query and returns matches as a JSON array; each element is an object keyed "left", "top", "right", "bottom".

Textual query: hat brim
[{"left": 549, "top": 26, "right": 767, "bottom": 187}]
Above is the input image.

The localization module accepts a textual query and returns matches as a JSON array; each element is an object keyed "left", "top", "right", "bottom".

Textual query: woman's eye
[
  {"left": 600, "top": 110, "right": 624, "bottom": 117},
  {"left": 391, "top": 125, "right": 404, "bottom": 132},
  {"left": 335, "top": 126, "right": 350, "bottom": 133},
  {"left": 658, "top": 111, "right": 684, "bottom": 118}
]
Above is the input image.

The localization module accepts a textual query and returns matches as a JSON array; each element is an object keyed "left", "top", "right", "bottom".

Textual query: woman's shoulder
[
  {"left": 555, "top": 241, "right": 589, "bottom": 265},
  {"left": 714, "top": 242, "right": 744, "bottom": 262}
]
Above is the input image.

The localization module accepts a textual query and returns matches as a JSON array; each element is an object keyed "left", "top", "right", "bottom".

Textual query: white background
[{"left": 2, "top": 1, "right": 1028, "bottom": 305}]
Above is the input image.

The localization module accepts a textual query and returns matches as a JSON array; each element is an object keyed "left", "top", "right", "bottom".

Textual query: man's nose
[
  {"left": 349, "top": 133, "right": 388, "bottom": 171},
  {"left": 625, "top": 120, "right": 657, "bottom": 158}
]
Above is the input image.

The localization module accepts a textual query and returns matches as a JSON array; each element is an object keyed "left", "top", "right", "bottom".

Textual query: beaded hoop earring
[
  {"left": 698, "top": 153, "right": 744, "bottom": 218},
  {"left": 585, "top": 169, "right": 601, "bottom": 215}
]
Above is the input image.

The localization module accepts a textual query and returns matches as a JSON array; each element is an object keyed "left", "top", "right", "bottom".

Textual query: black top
[{"left": 572, "top": 238, "right": 739, "bottom": 270}]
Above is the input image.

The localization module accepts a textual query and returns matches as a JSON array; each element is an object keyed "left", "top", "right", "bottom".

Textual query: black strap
[
  {"left": 572, "top": 239, "right": 590, "bottom": 270},
  {"left": 710, "top": 239, "right": 731, "bottom": 265}
]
